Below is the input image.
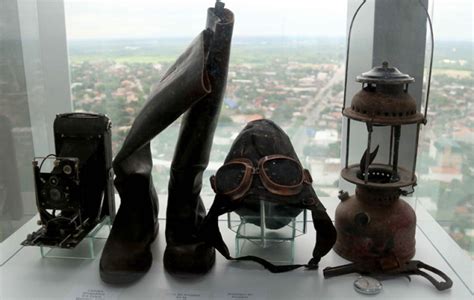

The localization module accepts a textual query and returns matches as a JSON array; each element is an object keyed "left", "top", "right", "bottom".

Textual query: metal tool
[{"left": 324, "top": 258, "right": 453, "bottom": 291}]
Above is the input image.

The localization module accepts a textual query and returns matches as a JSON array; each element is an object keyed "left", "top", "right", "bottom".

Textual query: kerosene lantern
[{"left": 334, "top": 61, "right": 427, "bottom": 263}]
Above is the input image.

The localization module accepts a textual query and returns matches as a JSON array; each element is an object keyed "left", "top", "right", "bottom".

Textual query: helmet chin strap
[{"left": 198, "top": 197, "right": 337, "bottom": 273}]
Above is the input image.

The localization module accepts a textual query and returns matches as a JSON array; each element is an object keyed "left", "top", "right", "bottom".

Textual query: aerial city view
[
  {"left": 69, "top": 35, "right": 472, "bottom": 257},
  {"left": 69, "top": 37, "right": 346, "bottom": 196}
]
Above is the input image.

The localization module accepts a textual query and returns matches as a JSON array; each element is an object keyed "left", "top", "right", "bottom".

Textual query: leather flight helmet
[{"left": 200, "top": 119, "right": 337, "bottom": 272}]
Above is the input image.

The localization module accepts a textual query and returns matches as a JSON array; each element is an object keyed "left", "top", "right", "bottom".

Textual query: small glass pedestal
[
  {"left": 228, "top": 201, "right": 307, "bottom": 264},
  {"left": 40, "top": 217, "right": 111, "bottom": 260}
]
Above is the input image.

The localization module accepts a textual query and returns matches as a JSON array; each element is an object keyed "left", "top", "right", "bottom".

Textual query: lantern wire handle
[
  {"left": 342, "top": 0, "right": 367, "bottom": 113},
  {"left": 413, "top": 0, "right": 434, "bottom": 183},
  {"left": 417, "top": 0, "right": 434, "bottom": 125},
  {"left": 342, "top": 0, "right": 434, "bottom": 124},
  {"left": 342, "top": 0, "right": 367, "bottom": 169}
]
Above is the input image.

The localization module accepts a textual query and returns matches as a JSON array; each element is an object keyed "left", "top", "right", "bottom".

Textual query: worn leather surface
[
  {"left": 164, "top": 7, "right": 234, "bottom": 274},
  {"left": 100, "top": 30, "right": 214, "bottom": 284},
  {"left": 227, "top": 119, "right": 307, "bottom": 229},
  {"left": 199, "top": 119, "right": 337, "bottom": 272}
]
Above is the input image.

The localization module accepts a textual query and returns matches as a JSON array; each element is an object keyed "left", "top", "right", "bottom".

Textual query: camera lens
[
  {"left": 49, "top": 188, "right": 62, "bottom": 202},
  {"left": 63, "top": 164, "right": 73, "bottom": 175}
]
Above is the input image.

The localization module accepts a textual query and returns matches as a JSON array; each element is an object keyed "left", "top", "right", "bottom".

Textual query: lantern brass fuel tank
[{"left": 335, "top": 184, "right": 416, "bottom": 263}]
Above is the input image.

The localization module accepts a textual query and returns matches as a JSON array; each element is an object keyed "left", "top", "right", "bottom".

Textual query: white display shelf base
[{"left": 0, "top": 197, "right": 472, "bottom": 300}]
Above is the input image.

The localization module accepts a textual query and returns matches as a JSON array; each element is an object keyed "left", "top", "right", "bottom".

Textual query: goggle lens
[
  {"left": 262, "top": 158, "right": 302, "bottom": 186},
  {"left": 215, "top": 163, "right": 247, "bottom": 193}
]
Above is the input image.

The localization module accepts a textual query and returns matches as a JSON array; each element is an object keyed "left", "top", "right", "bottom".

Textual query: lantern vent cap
[{"left": 357, "top": 62, "right": 414, "bottom": 85}]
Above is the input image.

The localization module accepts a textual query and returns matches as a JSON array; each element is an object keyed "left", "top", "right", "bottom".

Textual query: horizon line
[{"left": 67, "top": 35, "right": 473, "bottom": 43}]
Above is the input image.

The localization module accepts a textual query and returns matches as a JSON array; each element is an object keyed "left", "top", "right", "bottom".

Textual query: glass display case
[{"left": 0, "top": 0, "right": 472, "bottom": 299}]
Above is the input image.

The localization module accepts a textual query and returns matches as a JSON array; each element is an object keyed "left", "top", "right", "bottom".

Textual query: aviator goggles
[{"left": 210, "top": 154, "right": 313, "bottom": 200}]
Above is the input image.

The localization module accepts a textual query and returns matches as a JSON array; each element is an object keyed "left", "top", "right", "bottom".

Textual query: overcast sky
[{"left": 64, "top": 0, "right": 473, "bottom": 41}]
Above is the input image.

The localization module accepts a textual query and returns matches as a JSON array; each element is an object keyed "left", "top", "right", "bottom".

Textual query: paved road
[{"left": 291, "top": 64, "right": 345, "bottom": 156}]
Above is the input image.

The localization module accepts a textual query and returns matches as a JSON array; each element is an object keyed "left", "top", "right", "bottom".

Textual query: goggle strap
[
  {"left": 234, "top": 256, "right": 306, "bottom": 273},
  {"left": 199, "top": 201, "right": 233, "bottom": 259},
  {"left": 199, "top": 199, "right": 337, "bottom": 273},
  {"left": 309, "top": 203, "right": 337, "bottom": 262}
]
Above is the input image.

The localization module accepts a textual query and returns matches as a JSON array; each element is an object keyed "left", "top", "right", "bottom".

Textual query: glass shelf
[
  {"left": 227, "top": 201, "right": 307, "bottom": 264},
  {"left": 40, "top": 217, "right": 110, "bottom": 260}
]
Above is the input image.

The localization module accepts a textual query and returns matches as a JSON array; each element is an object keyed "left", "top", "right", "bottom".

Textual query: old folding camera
[{"left": 22, "top": 113, "right": 115, "bottom": 248}]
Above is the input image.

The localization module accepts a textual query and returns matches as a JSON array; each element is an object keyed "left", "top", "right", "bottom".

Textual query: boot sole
[
  {"left": 163, "top": 243, "right": 216, "bottom": 274},
  {"left": 99, "top": 249, "right": 153, "bottom": 285},
  {"left": 99, "top": 264, "right": 149, "bottom": 285},
  {"left": 99, "top": 223, "right": 159, "bottom": 284}
]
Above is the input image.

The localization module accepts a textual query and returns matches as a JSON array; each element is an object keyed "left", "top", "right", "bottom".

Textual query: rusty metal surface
[
  {"left": 336, "top": 61, "right": 423, "bottom": 267},
  {"left": 334, "top": 186, "right": 416, "bottom": 263},
  {"left": 343, "top": 87, "right": 423, "bottom": 125},
  {"left": 341, "top": 164, "right": 416, "bottom": 189}
]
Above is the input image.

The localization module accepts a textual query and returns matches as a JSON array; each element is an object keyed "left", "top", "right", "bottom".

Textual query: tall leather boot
[
  {"left": 100, "top": 30, "right": 215, "bottom": 284},
  {"left": 164, "top": 4, "right": 234, "bottom": 274}
]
